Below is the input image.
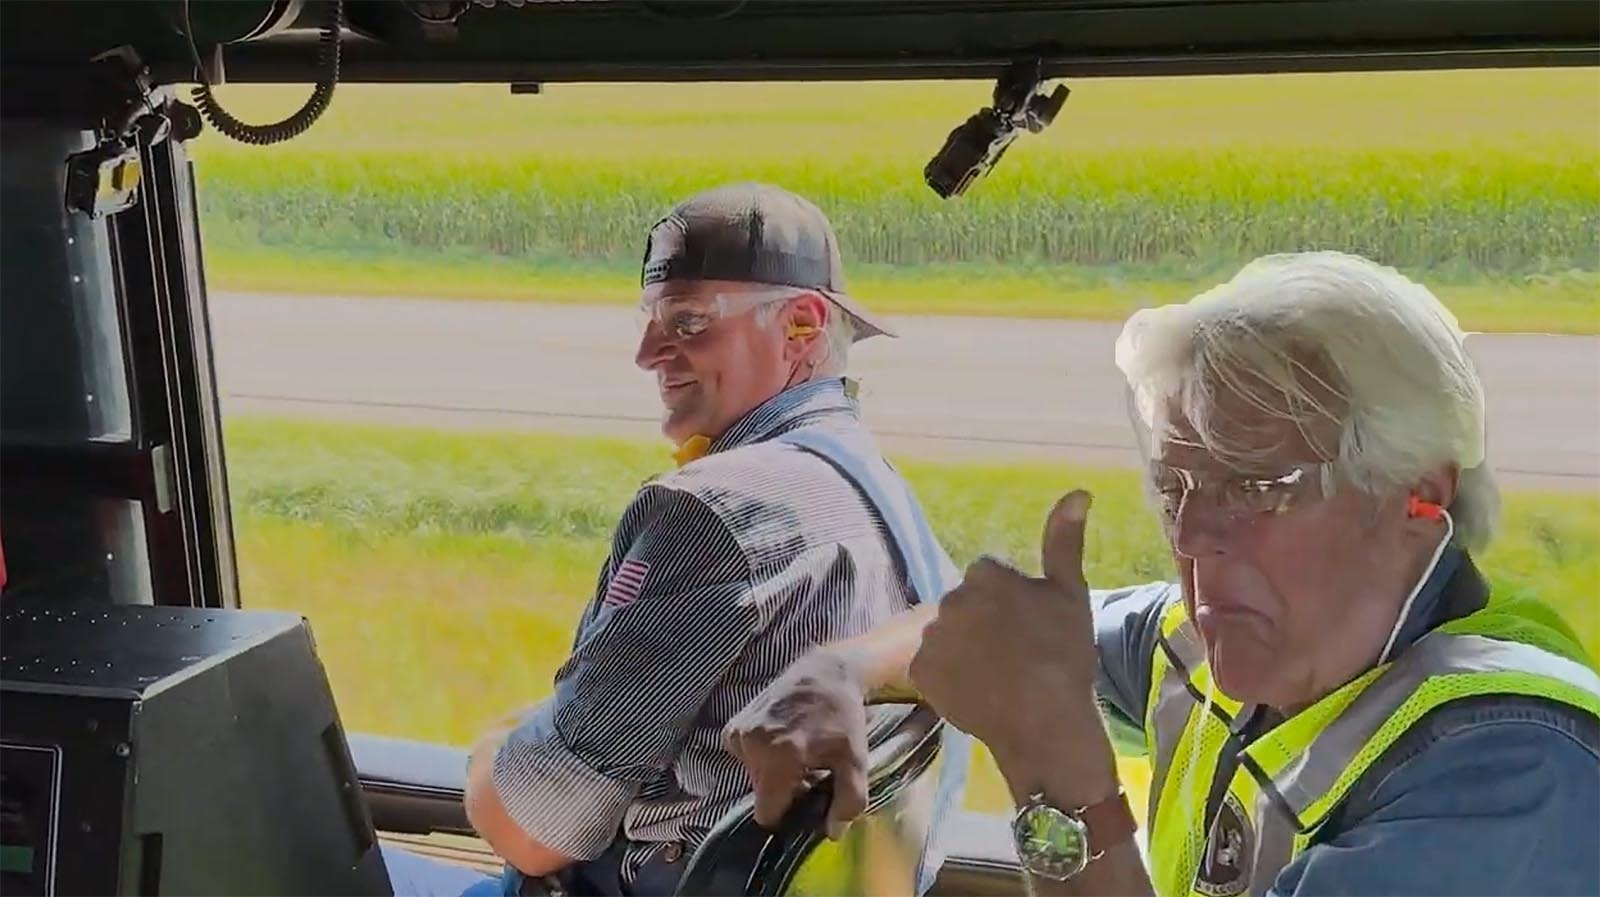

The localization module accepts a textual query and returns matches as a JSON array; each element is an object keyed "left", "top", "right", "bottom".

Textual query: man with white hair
[
  {"left": 726, "top": 251, "right": 1599, "bottom": 895},
  {"left": 382, "top": 182, "right": 967, "bottom": 896}
]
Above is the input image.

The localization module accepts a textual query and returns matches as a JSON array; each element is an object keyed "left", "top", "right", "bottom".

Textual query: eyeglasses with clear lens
[
  {"left": 1151, "top": 461, "right": 1332, "bottom": 525},
  {"left": 637, "top": 288, "right": 809, "bottom": 341}
]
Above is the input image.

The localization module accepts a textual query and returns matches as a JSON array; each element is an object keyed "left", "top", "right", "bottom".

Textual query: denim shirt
[{"left": 1092, "top": 550, "right": 1600, "bottom": 896}]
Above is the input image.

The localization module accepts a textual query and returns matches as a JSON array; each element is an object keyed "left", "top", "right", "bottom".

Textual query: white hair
[
  {"left": 1114, "top": 251, "right": 1498, "bottom": 550},
  {"left": 818, "top": 305, "right": 855, "bottom": 374},
  {"left": 754, "top": 292, "right": 855, "bottom": 374}
]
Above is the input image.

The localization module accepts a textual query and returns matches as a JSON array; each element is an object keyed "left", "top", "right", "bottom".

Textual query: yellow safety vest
[{"left": 1142, "top": 596, "right": 1600, "bottom": 897}]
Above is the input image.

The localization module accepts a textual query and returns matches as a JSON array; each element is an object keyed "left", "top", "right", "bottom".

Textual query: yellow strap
[{"left": 672, "top": 434, "right": 712, "bottom": 467}]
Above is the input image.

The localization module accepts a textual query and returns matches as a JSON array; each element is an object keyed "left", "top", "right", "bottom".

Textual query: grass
[
  {"left": 189, "top": 70, "right": 1600, "bottom": 332},
  {"left": 224, "top": 418, "right": 1600, "bottom": 816}
]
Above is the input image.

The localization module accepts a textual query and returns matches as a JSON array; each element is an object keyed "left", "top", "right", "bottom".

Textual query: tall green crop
[
  {"left": 189, "top": 71, "right": 1600, "bottom": 281},
  {"left": 196, "top": 148, "right": 1599, "bottom": 278}
]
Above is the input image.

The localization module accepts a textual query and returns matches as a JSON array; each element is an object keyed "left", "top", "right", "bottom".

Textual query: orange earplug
[
  {"left": 1407, "top": 494, "right": 1445, "bottom": 521},
  {"left": 787, "top": 324, "right": 820, "bottom": 340}
]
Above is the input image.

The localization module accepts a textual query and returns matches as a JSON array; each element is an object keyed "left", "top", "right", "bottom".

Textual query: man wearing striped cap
[{"left": 383, "top": 183, "right": 966, "bottom": 895}]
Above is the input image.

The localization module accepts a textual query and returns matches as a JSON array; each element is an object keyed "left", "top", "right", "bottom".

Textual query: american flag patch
[{"left": 602, "top": 558, "right": 651, "bottom": 610}]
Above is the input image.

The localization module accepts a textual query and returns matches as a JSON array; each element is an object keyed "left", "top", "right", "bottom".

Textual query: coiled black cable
[{"left": 185, "top": 0, "right": 343, "bottom": 146}]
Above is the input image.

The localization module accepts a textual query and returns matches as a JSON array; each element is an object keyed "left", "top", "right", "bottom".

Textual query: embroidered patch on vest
[{"left": 1196, "top": 791, "right": 1254, "bottom": 897}]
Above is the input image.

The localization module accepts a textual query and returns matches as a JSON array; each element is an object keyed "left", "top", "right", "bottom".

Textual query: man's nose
[
  {"left": 1170, "top": 493, "right": 1232, "bottom": 559},
  {"left": 635, "top": 321, "right": 673, "bottom": 370}
]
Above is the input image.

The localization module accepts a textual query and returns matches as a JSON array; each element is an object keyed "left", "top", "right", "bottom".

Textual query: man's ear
[
  {"left": 1413, "top": 464, "right": 1458, "bottom": 507},
  {"left": 1406, "top": 463, "right": 1459, "bottom": 528},
  {"left": 781, "top": 293, "right": 829, "bottom": 360}
]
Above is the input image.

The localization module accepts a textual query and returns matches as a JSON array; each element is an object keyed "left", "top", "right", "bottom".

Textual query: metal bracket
[
  {"left": 64, "top": 47, "right": 182, "bottom": 218},
  {"left": 64, "top": 142, "right": 143, "bottom": 219},
  {"left": 923, "top": 58, "right": 1070, "bottom": 199}
]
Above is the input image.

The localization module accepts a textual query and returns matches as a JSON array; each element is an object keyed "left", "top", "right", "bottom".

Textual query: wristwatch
[{"left": 1012, "top": 789, "right": 1139, "bottom": 881}]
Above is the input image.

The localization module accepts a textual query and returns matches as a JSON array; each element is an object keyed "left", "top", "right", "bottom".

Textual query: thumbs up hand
[
  {"left": 909, "top": 491, "right": 1102, "bottom": 761},
  {"left": 1041, "top": 490, "right": 1092, "bottom": 597}
]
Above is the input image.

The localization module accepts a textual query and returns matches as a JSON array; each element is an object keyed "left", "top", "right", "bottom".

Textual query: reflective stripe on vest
[
  {"left": 1270, "top": 631, "right": 1600, "bottom": 826},
  {"left": 1145, "top": 602, "right": 1600, "bottom": 897},
  {"left": 1146, "top": 619, "right": 1205, "bottom": 832},
  {"left": 1147, "top": 615, "right": 1258, "bottom": 828},
  {"left": 775, "top": 426, "right": 970, "bottom": 897}
]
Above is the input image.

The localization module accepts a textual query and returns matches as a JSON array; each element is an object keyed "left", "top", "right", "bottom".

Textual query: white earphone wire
[{"left": 1377, "top": 507, "right": 1456, "bottom": 666}]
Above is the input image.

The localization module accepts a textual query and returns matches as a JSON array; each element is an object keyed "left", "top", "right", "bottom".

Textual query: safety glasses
[
  {"left": 636, "top": 287, "right": 813, "bottom": 342},
  {"left": 1150, "top": 460, "right": 1335, "bottom": 527}
]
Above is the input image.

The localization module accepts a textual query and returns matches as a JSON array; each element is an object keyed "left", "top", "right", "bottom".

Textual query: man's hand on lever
[
  {"left": 723, "top": 647, "right": 872, "bottom": 840},
  {"left": 910, "top": 491, "right": 1153, "bottom": 895},
  {"left": 724, "top": 599, "right": 941, "bottom": 838}
]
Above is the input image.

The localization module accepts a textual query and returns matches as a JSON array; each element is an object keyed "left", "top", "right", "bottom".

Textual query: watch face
[{"left": 1013, "top": 803, "right": 1091, "bottom": 881}]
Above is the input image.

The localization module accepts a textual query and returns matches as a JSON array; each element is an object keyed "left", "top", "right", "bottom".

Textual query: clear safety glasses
[
  {"left": 1150, "top": 460, "right": 1335, "bottom": 527},
  {"left": 636, "top": 287, "right": 813, "bottom": 342}
]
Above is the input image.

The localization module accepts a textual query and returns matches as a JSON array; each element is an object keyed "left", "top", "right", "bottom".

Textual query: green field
[
  {"left": 192, "top": 70, "right": 1600, "bottom": 333},
  {"left": 223, "top": 418, "right": 1600, "bottom": 815}
]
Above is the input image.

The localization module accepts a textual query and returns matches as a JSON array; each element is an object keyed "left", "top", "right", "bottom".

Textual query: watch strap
[{"left": 1078, "top": 789, "right": 1139, "bottom": 857}]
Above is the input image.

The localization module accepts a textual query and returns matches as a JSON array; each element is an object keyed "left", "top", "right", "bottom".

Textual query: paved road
[{"left": 212, "top": 293, "right": 1600, "bottom": 493}]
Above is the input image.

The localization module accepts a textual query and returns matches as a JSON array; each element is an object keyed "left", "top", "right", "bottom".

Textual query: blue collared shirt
[{"left": 1091, "top": 548, "right": 1600, "bottom": 895}]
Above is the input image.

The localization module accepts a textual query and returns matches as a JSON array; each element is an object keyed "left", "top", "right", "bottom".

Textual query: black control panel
[
  {"left": 1, "top": 597, "right": 392, "bottom": 895},
  {"left": 1, "top": 742, "right": 60, "bottom": 895}
]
